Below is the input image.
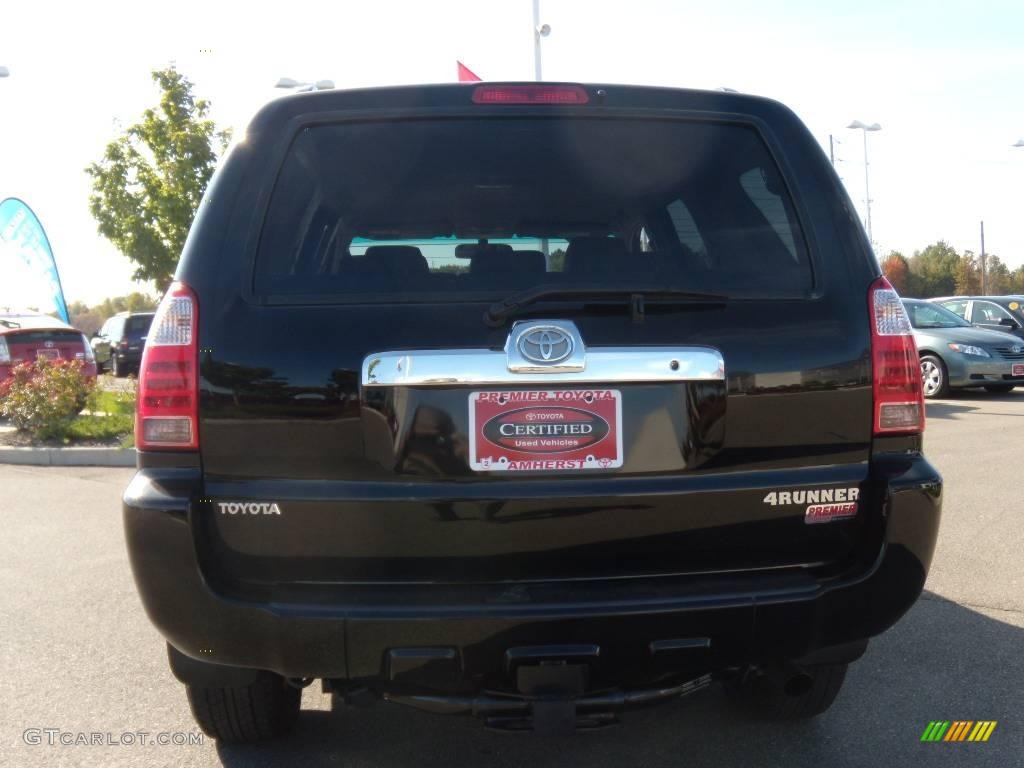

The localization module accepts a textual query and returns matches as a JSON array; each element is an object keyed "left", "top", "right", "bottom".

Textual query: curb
[{"left": 0, "top": 447, "right": 136, "bottom": 467}]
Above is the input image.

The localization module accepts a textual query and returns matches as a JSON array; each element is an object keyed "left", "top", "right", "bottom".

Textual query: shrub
[{"left": 0, "top": 359, "right": 95, "bottom": 440}]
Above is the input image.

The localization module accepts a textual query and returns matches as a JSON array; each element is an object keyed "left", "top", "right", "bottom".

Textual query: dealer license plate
[
  {"left": 469, "top": 389, "right": 623, "bottom": 472},
  {"left": 1013, "top": 363, "right": 1024, "bottom": 377}
]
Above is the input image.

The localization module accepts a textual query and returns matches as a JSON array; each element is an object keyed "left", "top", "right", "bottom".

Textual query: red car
[{"left": 0, "top": 310, "right": 98, "bottom": 384}]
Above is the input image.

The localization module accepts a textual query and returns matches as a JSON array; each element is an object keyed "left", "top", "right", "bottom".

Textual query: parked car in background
[
  {"left": 931, "top": 296, "right": 1024, "bottom": 340},
  {"left": 0, "top": 310, "right": 98, "bottom": 384},
  {"left": 91, "top": 311, "right": 154, "bottom": 377},
  {"left": 904, "top": 299, "right": 1024, "bottom": 397}
]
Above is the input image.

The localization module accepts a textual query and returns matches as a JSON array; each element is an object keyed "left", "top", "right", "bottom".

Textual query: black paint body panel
[{"left": 123, "top": 83, "right": 941, "bottom": 689}]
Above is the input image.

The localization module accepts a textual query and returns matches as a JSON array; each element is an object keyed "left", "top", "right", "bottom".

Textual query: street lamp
[
  {"left": 275, "top": 77, "right": 334, "bottom": 92},
  {"left": 532, "top": 0, "right": 550, "bottom": 81},
  {"left": 532, "top": 0, "right": 552, "bottom": 258},
  {"left": 848, "top": 120, "right": 882, "bottom": 244}
]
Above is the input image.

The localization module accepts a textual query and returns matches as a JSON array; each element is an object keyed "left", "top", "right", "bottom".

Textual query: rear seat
[
  {"left": 330, "top": 245, "right": 432, "bottom": 290},
  {"left": 510, "top": 250, "right": 547, "bottom": 276},
  {"left": 362, "top": 245, "right": 430, "bottom": 280}
]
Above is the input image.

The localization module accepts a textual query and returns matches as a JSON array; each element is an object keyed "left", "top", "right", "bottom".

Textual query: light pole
[
  {"left": 275, "top": 77, "right": 334, "bottom": 92},
  {"left": 532, "top": 1, "right": 552, "bottom": 258},
  {"left": 848, "top": 120, "right": 881, "bottom": 244},
  {"left": 532, "top": 0, "right": 550, "bottom": 82}
]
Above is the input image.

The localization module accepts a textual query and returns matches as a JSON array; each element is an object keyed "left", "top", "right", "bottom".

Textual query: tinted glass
[
  {"left": 255, "top": 118, "right": 811, "bottom": 300},
  {"left": 972, "top": 301, "right": 1016, "bottom": 325},
  {"left": 738, "top": 167, "right": 798, "bottom": 258},
  {"left": 125, "top": 315, "right": 153, "bottom": 335},
  {"left": 905, "top": 301, "right": 971, "bottom": 329},
  {"left": 6, "top": 330, "right": 85, "bottom": 345},
  {"left": 666, "top": 199, "right": 707, "bottom": 261}
]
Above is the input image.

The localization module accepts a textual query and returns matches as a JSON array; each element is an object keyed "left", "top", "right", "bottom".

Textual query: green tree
[
  {"left": 1008, "top": 265, "right": 1024, "bottom": 295},
  {"left": 984, "top": 254, "right": 1010, "bottom": 295},
  {"left": 86, "top": 67, "right": 231, "bottom": 292},
  {"left": 908, "top": 241, "right": 960, "bottom": 298},
  {"left": 67, "top": 301, "right": 104, "bottom": 336},
  {"left": 124, "top": 292, "right": 159, "bottom": 312},
  {"left": 67, "top": 293, "right": 158, "bottom": 336},
  {"left": 548, "top": 248, "right": 567, "bottom": 272},
  {"left": 954, "top": 251, "right": 981, "bottom": 295}
]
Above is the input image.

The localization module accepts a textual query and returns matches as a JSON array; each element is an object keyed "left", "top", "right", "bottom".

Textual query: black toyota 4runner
[{"left": 124, "top": 83, "right": 942, "bottom": 742}]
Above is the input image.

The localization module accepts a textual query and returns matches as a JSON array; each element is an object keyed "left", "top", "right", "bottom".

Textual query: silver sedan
[{"left": 903, "top": 299, "right": 1024, "bottom": 397}]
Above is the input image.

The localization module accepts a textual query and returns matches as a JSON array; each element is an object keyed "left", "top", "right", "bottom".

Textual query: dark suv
[
  {"left": 91, "top": 311, "right": 154, "bottom": 377},
  {"left": 123, "top": 83, "right": 942, "bottom": 742}
]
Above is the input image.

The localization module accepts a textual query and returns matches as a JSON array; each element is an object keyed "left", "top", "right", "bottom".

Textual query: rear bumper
[
  {"left": 111, "top": 348, "right": 143, "bottom": 366},
  {"left": 123, "top": 454, "right": 941, "bottom": 688}
]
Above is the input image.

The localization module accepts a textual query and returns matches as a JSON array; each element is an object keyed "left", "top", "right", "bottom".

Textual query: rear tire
[
  {"left": 919, "top": 354, "right": 949, "bottom": 398},
  {"left": 111, "top": 353, "right": 121, "bottom": 378},
  {"left": 984, "top": 384, "right": 1015, "bottom": 393},
  {"left": 727, "top": 663, "right": 848, "bottom": 720},
  {"left": 185, "top": 672, "right": 301, "bottom": 743}
]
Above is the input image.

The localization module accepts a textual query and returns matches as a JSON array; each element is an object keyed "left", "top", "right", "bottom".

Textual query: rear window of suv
[
  {"left": 254, "top": 117, "right": 812, "bottom": 301},
  {"left": 124, "top": 315, "right": 153, "bottom": 335}
]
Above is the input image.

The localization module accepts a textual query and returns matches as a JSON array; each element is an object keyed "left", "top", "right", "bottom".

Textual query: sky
[{"left": 1, "top": 0, "right": 1022, "bottom": 304}]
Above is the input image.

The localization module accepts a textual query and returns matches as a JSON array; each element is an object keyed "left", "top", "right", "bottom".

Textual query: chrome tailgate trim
[{"left": 362, "top": 347, "right": 724, "bottom": 386}]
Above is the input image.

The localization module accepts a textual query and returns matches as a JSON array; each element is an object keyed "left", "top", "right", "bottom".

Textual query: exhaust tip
[{"left": 784, "top": 672, "right": 814, "bottom": 697}]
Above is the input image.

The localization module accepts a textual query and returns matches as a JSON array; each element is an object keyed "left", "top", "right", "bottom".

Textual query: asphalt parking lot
[{"left": 2, "top": 391, "right": 1022, "bottom": 768}]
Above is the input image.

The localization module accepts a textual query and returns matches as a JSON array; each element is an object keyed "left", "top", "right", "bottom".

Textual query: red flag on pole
[{"left": 457, "top": 61, "right": 482, "bottom": 82}]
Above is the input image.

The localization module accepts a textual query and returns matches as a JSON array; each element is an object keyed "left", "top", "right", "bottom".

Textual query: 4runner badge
[
  {"left": 217, "top": 502, "right": 282, "bottom": 516},
  {"left": 762, "top": 487, "right": 860, "bottom": 525}
]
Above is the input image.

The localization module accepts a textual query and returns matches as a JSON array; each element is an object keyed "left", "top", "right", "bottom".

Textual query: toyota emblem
[
  {"left": 518, "top": 327, "right": 573, "bottom": 364},
  {"left": 44, "top": 340, "right": 55, "bottom": 348}
]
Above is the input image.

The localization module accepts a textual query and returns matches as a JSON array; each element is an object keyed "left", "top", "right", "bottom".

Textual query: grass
[
  {"left": 65, "top": 387, "right": 136, "bottom": 446},
  {"left": 89, "top": 389, "right": 135, "bottom": 417}
]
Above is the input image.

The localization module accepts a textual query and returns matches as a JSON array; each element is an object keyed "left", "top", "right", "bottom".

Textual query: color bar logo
[{"left": 921, "top": 721, "right": 997, "bottom": 742}]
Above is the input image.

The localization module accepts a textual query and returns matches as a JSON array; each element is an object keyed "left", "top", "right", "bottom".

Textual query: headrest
[
  {"left": 469, "top": 244, "right": 527, "bottom": 275},
  {"left": 363, "top": 245, "right": 430, "bottom": 277}
]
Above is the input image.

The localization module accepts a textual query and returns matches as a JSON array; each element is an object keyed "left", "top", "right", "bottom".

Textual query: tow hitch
[{"left": 382, "top": 674, "right": 712, "bottom": 733}]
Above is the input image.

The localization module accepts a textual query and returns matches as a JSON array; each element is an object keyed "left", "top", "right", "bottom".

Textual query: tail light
[
  {"left": 870, "top": 277, "right": 924, "bottom": 435},
  {"left": 471, "top": 84, "right": 590, "bottom": 104},
  {"left": 136, "top": 282, "right": 199, "bottom": 450},
  {"left": 79, "top": 334, "right": 95, "bottom": 362}
]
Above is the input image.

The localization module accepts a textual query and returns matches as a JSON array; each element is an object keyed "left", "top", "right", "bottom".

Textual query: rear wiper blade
[
  {"left": 484, "top": 284, "right": 727, "bottom": 327},
  {"left": 0, "top": 319, "right": 21, "bottom": 329}
]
